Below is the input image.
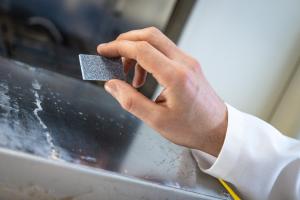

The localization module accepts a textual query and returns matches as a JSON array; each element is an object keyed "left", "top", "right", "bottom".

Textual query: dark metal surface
[
  {"left": 0, "top": 57, "right": 229, "bottom": 199},
  {"left": 0, "top": 0, "right": 158, "bottom": 98}
]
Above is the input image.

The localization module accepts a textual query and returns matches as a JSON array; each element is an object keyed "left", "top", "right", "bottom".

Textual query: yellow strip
[{"left": 218, "top": 179, "right": 241, "bottom": 200}]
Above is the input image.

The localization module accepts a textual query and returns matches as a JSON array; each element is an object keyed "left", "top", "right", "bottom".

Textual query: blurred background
[
  {"left": 0, "top": 0, "right": 194, "bottom": 99},
  {"left": 178, "top": 0, "right": 300, "bottom": 139},
  {"left": 0, "top": 0, "right": 299, "bottom": 139}
]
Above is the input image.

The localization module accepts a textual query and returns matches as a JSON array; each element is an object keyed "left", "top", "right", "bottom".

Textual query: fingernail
[
  {"left": 132, "top": 81, "right": 140, "bottom": 88},
  {"left": 132, "top": 76, "right": 143, "bottom": 88},
  {"left": 98, "top": 43, "right": 106, "bottom": 47},
  {"left": 104, "top": 82, "right": 117, "bottom": 97}
]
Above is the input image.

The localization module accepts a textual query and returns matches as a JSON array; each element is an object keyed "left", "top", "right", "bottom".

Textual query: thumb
[{"left": 104, "top": 79, "right": 160, "bottom": 123}]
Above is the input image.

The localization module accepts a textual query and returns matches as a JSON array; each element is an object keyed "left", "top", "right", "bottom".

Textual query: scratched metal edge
[{"left": 0, "top": 147, "right": 229, "bottom": 199}]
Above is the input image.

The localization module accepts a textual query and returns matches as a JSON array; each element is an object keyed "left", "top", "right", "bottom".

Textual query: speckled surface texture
[{"left": 79, "top": 54, "right": 125, "bottom": 81}]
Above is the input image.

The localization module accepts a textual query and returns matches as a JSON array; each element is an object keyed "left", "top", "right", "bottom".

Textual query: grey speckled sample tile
[{"left": 79, "top": 54, "right": 125, "bottom": 81}]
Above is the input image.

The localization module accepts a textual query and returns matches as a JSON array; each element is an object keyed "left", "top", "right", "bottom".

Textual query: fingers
[
  {"left": 98, "top": 40, "right": 175, "bottom": 87},
  {"left": 132, "top": 64, "right": 147, "bottom": 88},
  {"left": 116, "top": 27, "right": 201, "bottom": 70},
  {"left": 116, "top": 27, "right": 179, "bottom": 59},
  {"left": 104, "top": 79, "right": 162, "bottom": 124}
]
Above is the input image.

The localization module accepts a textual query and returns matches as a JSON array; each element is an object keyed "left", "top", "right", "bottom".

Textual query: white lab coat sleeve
[{"left": 191, "top": 104, "right": 300, "bottom": 200}]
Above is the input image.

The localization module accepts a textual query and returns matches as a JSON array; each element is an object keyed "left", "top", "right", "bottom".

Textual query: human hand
[{"left": 97, "top": 27, "right": 227, "bottom": 157}]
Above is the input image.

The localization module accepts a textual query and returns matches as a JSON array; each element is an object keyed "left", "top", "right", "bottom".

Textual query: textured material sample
[{"left": 79, "top": 54, "right": 125, "bottom": 81}]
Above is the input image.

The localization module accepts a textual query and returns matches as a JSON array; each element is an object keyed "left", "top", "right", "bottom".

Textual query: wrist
[{"left": 199, "top": 103, "right": 228, "bottom": 157}]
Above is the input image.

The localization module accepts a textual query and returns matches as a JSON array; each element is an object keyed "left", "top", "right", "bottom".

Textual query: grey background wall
[
  {"left": 271, "top": 62, "right": 300, "bottom": 139},
  {"left": 178, "top": 0, "right": 300, "bottom": 127}
]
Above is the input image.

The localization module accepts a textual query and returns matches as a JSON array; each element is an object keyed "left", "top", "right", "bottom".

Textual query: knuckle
[
  {"left": 121, "top": 96, "right": 134, "bottom": 112},
  {"left": 147, "top": 26, "right": 160, "bottom": 33},
  {"left": 116, "top": 33, "right": 126, "bottom": 40},
  {"left": 136, "top": 41, "right": 151, "bottom": 51},
  {"left": 188, "top": 57, "right": 201, "bottom": 71},
  {"left": 189, "top": 57, "right": 200, "bottom": 67},
  {"left": 175, "top": 68, "right": 190, "bottom": 83},
  {"left": 145, "top": 26, "right": 161, "bottom": 38}
]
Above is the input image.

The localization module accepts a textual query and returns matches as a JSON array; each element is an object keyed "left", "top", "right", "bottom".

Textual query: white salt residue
[
  {"left": 45, "top": 131, "right": 59, "bottom": 159},
  {"left": 0, "top": 81, "right": 70, "bottom": 161},
  {"left": 13, "top": 60, "right": 36, "bottom": 72},
  {"left": 0, "top": 183, "right": 95, "bottom": 200},
  {"left": 0, "top": 83, "right": 11, "bottom": 116},
  {"left": 32, "top": 80, "right": 41, "bottom": 90},
  {"left": 32, "top": 91, "right": 47, "bottom": 129},
  {"left": 80, "top": 155, "right": 97, "bottom": 163},
  {"left": 32, "top": 80, "right": 59, "bottom": 160},
  {"left": 0, "top": 83, "right": 19, "bottom": 118}
]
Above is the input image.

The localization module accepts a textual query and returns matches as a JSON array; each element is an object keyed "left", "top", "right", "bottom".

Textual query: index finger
[
  {"left": 97, "top": 40, "right": 176, "bottom": 87},
  {"left": 117, "top": 27, "right": 179, "bottom": 59}
]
